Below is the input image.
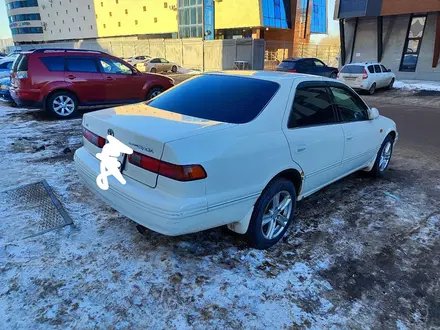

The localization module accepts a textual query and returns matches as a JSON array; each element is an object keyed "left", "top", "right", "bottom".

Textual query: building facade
[
  {"left": 336, "top": 0, "right": 440, "bottom": 80},
  {"left": 5, "top": 0, "right": 332, "bottom": 46}
]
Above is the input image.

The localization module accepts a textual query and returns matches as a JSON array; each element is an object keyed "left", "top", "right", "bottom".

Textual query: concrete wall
[
  {"left": 344, "top": 13, "right": 440, "bottom": 81},
  {"left": 19, "top": 37, "right": 265, "bottom": 71}
]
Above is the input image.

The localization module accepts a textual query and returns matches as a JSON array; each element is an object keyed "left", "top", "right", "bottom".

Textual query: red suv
[{"left": 10, "top": 49, "right": 174, "bottom": 119}]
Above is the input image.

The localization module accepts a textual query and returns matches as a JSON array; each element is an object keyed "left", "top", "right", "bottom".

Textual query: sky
[{"left": 0, "top": 0, "right": 11, "bottom": 38}]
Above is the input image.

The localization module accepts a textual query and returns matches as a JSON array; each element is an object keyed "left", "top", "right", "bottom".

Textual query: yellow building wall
[
  {"left": 214, "top": 0, "right": 262, "bottom": 29},
  {"left": 94, "top": 0, "right": 178, "bottom": 38}
]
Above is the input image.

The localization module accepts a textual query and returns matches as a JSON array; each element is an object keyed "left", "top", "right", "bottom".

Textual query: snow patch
[{"left": 394, "top": 80, "right": 440, "bottom": 92}]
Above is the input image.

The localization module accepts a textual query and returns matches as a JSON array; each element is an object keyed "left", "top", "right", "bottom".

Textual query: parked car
[
  {"left": 276, "top": 57, "right": 339, "bottom": 78},
  {"left": 0, "top": 76, "right": 13, "bottom": 104},
  {"left": 136, "top": 57, "right": 178, "bottom": 73},
  {"left": 9, "top": 49, "right": 174, "bottom": 119},
  {"left": 74, "top": 71, "right": 397, "bottom": 249},
  {"left": 0, "top": 58, "right": 14, "bottom": 78},
  {"left": 337, "top": 62, "right": 395, "bottom": 95},
  {"left": 123, "top": 55, "right": 151, "bottom": 66}
]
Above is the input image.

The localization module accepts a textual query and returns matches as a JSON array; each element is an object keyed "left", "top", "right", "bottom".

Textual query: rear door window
[
  {"left": 278, "top": 61, "right": 296, "bottom": 69},
  {"left": 367, "top": 65, "right": 374, "bottom": 73},
  {"left": 66, "top": 58, "right": 99, "bottom": 73},
  {"left": 148, "top": 75, "right": 280, "bottom": 124},
  {"left": 288, "top": 86, "right": 336, "bottom": 128},
  {"left": 341, "top": 65, "right": 364, "bottom": 74},
  {"left": 374, "top": 65, "right": 382, "bottom": 73},
  {"left": 40, "top": 56, "right": 65, "bottom": 71}
]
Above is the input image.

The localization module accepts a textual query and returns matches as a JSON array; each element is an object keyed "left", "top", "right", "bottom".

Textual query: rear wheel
[
  {"left": 150, "top": 67, "right": 157, "bottom": 73},
  {"left": 146, "top": 87, "right": 164, "bottom": 100},
  {"left": 47, "top": 91, "right": 78, "bottom": 119},
  {"left": 246, "top": 179, "right": 296, "bottom": 249},
  {"left": 368, "top": 83, "right": 376, "bottom": 95}
]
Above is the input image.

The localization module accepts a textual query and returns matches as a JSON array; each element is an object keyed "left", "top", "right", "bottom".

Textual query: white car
[
  {"left": 337, "top": 62, "right": 395, "bottom": 95},
  {"left": 123, "top": 55, "right": 151, "bottom": 66},
  {"left": 136, "top": 57, "right": 178, "bottom": 73},
  {"left": 0, "top": 58, "right": 14, "bottom": 78},
  {"left": 74, "top": 71, "right": 397, "bottom": 249}
]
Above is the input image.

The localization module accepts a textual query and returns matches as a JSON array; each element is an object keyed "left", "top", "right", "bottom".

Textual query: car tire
[
  {"left": 146, "top": 87, "right": 164, "bottom": 100},
  {"left": 246, "top": 179, "right": 297, "bottom": 250},
  {"left": 46, "top": 91, "right": 79, "bottom": 119},
  {"left": 150, "top": 67, "right": 157, "bottom": 73},
  {"left": 368, "top": 83, "right": 376, "bottom": 95},
  {"left": 171, "top": 65, "right": 177, "bottom": 73},
  {"left": 330, "top": 72, "right": 338, "bottom": 79},
  {"left": 387, "top": 78, "right": 395, "bottom": 90},
  {"left": 369, "top": 134, "right": 394, "bottom": 177}
]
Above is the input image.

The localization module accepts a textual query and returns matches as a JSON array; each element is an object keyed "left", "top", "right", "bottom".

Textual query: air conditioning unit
[{"left": 168, "top": 5, "right": 177, "bottom": 10}]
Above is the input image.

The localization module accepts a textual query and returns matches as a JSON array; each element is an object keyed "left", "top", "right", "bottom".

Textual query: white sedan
[
  {"left": 135, "top": 57, "right": 178, "bottom": 73},
  {"left": 122, "top": 55, "right": 151, "bottom": 66},
  {"left": 74, "top": 71, "right": 397, "bottom": 249}
]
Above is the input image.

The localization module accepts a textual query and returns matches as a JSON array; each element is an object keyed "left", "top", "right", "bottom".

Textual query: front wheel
[
  {"left": 150, "top": 67, "right": 157, "bottom": 73},
  {"left": 246, "top": 179, "right": 297, "bottom": 249},
  {"left": 171, "top": 65, "right": 177, "bottom": 73},
  {"left": 369, "top": 135, "right": 394, "bottom": 177},
  {"left": 47, "top": 91, "right": 78, "bottom": 119},
  {"left": 387, "top": 78, "right": 395, "bottom": 90},
  {"left": 368, "top": 83, "right": 376, "bottom": 95},
  {"left": 146, "top": 87, "right": 164, "bottom": 100}
]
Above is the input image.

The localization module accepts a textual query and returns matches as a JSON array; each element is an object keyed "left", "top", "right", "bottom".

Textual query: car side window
[
  {"left": 374, "top": 64, "right": 382, "bottom": 73},
  {"left": 367, "top": 65, "right": 374, "bottom": 73},
  {"left": 160, "top": 58, "right": 169, "bottom": 63},
  {"left": 314, "top": 59, "right": 325, "bottom": 67},
  {"left": 66, "top": 58, "right": 98, "bottom": 73},
  {"left": 99, "top": 58, "right": 132, "bottom": 75},
  {"left": 288, "top": 86, "right": 336, "bottom": 128},
  {"left": 303, "top": 59, "right": 315, "bottom": 68},
  {"left": 380, "top": 64, "right": 388, "bottom": 72},
  {"left": 330, "top": 86, "right": 369, "bottom": 122},
  {"left": 150, "top": 58, "right": 160, "bottom": 63}
]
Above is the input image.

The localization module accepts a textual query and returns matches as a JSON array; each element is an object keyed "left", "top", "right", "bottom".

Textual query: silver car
[{"left": 136, "top": 57, "right": 178, "bottom": 73}]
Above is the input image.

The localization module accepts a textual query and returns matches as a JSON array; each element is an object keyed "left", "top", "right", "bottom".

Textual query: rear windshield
[
  {"left": 341, "top": 65, "right": 364, "bottom": 74},
  {"left": 148, "top": 75, "right": 280, "bottom": 124},
  {"left": 278, "top": 61, "right": 296, "bottom": 69},
  {"left": 12, "top": 54, "right": 28, "bottom": 72}
]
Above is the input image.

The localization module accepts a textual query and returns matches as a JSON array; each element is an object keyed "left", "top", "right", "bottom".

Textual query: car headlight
[{"left": 0, "top": 85, "right": 7, "bottom": 90}]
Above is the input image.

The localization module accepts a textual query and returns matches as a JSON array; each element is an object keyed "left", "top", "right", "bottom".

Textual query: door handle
[
  {"left": 296, "top": 144, "right": 307, "bottom": 153},
  {"left": 346, "top": 135, "right": 354, "bottom": 141},
  {"left": 106, "top": 77, "right": 113, "bottom": 81},
  {"left": 67, "top": 74, "right": 76, "bottom": 80}
]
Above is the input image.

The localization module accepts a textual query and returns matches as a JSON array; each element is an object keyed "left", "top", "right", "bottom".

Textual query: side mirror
[
  {"left": 368, "top": 107, "right": 380, "bottom": 120},
  {"left": 388, "top": 69, "right": 392, "bottom": 72}
]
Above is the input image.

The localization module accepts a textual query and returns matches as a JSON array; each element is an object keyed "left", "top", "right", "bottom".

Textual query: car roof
[
  {"left": 26, "top": 48, "right": 107, "bottom": 56},
  {"left": 346, "top": 62, "right": 381, "bottom": 65},
  {"left": 282, "top": 57, "right": 319, "bottom": 62},
  {"left": 205, "top": 70, "right": 334, "bottom": 83}
]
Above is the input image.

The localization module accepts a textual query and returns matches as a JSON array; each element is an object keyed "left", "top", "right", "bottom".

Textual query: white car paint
[
  {"left": 337, "top": 62, "right": 396, "bottom": 92},
  {"left": 74, "top": 72, "right": 397, "bottom": 237},
  {"left": 123, "top": 55, "right": 151, "bottom": 66},
  {"left": 135, "top": 57, "right": 178, "bottom": 73}
]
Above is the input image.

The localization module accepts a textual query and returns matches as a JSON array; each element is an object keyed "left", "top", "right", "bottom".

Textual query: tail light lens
[
  {"left": 362, "top": 69, "right": 368, "bottom": 79},
  {"left": 288, "top": 69, "right": 297, "bottom": 73},
  {"left": 129, "top": 151, "right": 207, "bottom": 182},
  {"left": 83, "top": 128, "right": 106, "bottom": 148},
  {"left": 336, "top": 73, "right": 340, "bottom": 79},
  {"left": 16, "top": 71, "right": 28, "bottom": 79}
]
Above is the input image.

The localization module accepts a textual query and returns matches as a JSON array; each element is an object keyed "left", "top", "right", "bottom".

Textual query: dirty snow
[
  {"left": 1, "top": 104, "right": 440, "bottom": 329},
  {"left": 394, "top": 80, "right": 440, "bottom": 92}
]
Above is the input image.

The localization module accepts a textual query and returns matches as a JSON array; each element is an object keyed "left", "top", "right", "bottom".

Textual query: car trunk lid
[
  {"left": 82, "top": 103, "right": 235, "bottom": 188},
  {"left": 338, "top": 65, "right": 365, "bottom": 86}
]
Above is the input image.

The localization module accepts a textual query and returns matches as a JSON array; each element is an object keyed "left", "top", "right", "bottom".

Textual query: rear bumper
[
  {"left": 74, "top": 147, "right": 210, "bottom": 236},
  {"left": 10, "top": 88, "right": 42, "bottom": 108}
]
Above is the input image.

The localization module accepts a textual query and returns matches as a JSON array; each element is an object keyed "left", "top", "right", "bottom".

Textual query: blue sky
[{"left": 0, "top": 0, "right": 12, "bottom": 38}]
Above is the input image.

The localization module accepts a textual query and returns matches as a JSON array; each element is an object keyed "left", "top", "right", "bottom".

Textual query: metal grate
[{"left": 0, "top": 180, "right": 73, "bottom": 241}]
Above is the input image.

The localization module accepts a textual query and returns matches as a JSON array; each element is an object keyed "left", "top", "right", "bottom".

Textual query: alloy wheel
[
  {"left": 53, "top": 95, "right": 75, "bottom": 116},
  {"left": 379, "top": 141, "right": 392, "bottom": 171},
  {"left": 261, "top": 191, "right": 292, "bottom": 240}
]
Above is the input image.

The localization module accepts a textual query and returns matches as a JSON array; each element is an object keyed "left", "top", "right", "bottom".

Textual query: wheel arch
[
  {"left": 269, "top": 168, "right": 304, "bottom": 198},
  {"left": 44, "top": 88, "right": 79, "bottom": 109}
]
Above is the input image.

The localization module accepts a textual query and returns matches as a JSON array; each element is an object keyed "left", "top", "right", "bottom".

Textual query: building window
[
  {"left": 69, "top": 28, "right": 71, "bottom": 32},
  {"left": 48, "top": 13, "right": 50, "bottom": 17},
  {"left": 103, "top": 24, "right": 106, "bottom": 28},
  {"left": 51, "top": 30, "right": 53, "bottom": 34},
  {"left": 88, "top": 5, "right": 91, "bottom": 9},
  {"left": 62, "top": 19, "right": 64, "bottom": 23},
  {"left": 96, "top": 14, "right": 98, "bottom": 18},
  {"left": 310, "top": 0, "right": 326, "bottom": 33},
  {"left": 66, "top": 10, "right": 68, "bottom": 14},
  {"left": 90, "top": 25, "right": 93, "bottom": 29},
  {"left": 109, "top": 12, "right": 112, "bottom": 17},
  {"left": 143, "top": 6, "right": 146, "bottom": 11},
  {"left": 6, "top": 0, "right": 39, "bottom": 10},
  {"left": 164, "top": 2, "right": 168, "bottom": 8},
  {"left": 11, "top": 26, "right": 44, "bottom": 34},
  {"left": 135, "top": 20, "right": 138, "bottom": 25},
  {"left": 154, "top": 17, "right": 158, "bottom": 23},
  {"left": 262, "top": 0, "right": 290, "bottom": 29},
  {"left": 59, "top": 1, "right": 61, "bottom": 4},
  {"left": 83, "top": 16, "right": 86, "bottom": 20},
  {"left": 56, "top": 12, "right": 58, "bottom": 15},
  {"left": 118, "top": 22, "right": 121, "bottom": 27},
  {"left": 53, "top": 21, "right": 56, "bottom": 25},
  {"left": 72, "top": 18, "right": 74, "bottom": 22},
  {"left": 59, "top": 29, "right": 61, "bottom": 33},
  {"left": 101, "top": 2, "right": 103, "bottom": 6},
  {"left": 116, "top": 0, "right": 118, "bottom": 3},
  {"left": 125, "top": 9, "right": 128, "bottom": 14},
  {"left": 79, "top": 27, "right": 81, "bottom": 31},
  {"left": 8, "top": 13, "right": 41, "bottom": 23},
  {"left": 76, "top": 8, "right": 79, "bottom": 12},
  {"left": 400, "top": 15, "right": 427, "bottom": 72},
  {"left": 178, "top": 0, "right": 202, "bottom": 38}
]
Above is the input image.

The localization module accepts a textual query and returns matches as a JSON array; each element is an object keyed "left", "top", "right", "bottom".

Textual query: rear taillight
[
  {"left": 16, "top": 71, "right": 28, "bottom": 79},
  {"left": 362, "top": 69, "right": 368, "bottom": 79},
  {"left": 288, "top": 69, "right": 297, "bottom": 73},
  {"left": 336, "top": 73, "right": 340, "bottom": 79},
  {"left": 83, "top": 128, "right": 106, "bottom": 148},
  {"left": 128, "top": 151, "right": 207, "bottom": 182}
]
